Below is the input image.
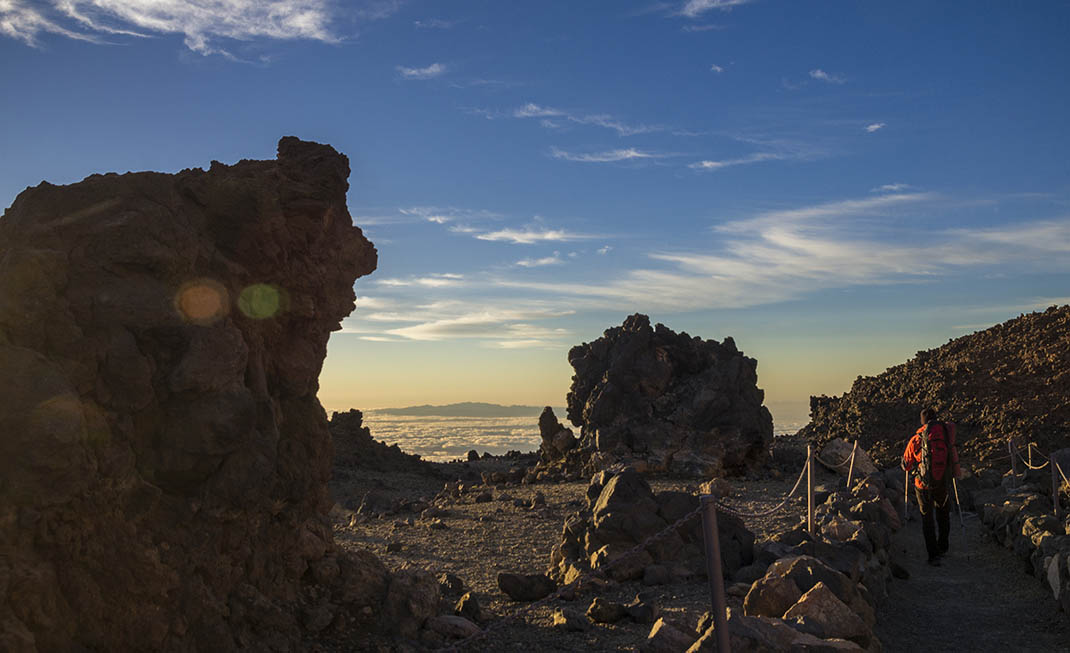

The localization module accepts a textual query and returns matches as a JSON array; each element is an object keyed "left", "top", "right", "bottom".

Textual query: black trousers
[{"left": 915, "top": 478, "right": 951, "bottom": 558}]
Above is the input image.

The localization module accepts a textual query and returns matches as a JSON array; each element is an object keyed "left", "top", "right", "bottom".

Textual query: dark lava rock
[
  {"left": 551, "top": 314, "right": 773, "bottom": 476},
  {"left": 0, "top": 137, "right": 400, "bottom": 651},
  {"left": 497, "top": 572, "right": 556, "bottom": 601}
]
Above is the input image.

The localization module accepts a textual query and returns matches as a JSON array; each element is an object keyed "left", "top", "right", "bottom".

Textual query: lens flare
[
  {"left": 238, "top": 283, "right": 283, "bottom": 319},
  {"left": 175, "top": 280, "right": 228, "bottom": 325}
]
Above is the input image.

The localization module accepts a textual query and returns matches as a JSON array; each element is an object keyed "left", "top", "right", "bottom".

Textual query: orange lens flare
[{"left": 175, "top": 280, "right": 228, "bottom": 325}]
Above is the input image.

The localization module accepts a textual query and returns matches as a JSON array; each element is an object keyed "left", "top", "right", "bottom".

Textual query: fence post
[
  {"left": 1009, "top": 439, "right": 1018, "bottom": 487},
  {"left": 1028, "top": 442, "right": 1033, "bottom": 470},
  {"left": 1054, "top": 461, "right": 1061, "bottom": 521},
  {"left": 700, "top": 495, "right": 731, "bottom": 653},
  {"left": 846, "top": 440, "right": 858, "bottom": 490},
  {"left": 807, "top": 444, "right": 814, "bottom": 536}
]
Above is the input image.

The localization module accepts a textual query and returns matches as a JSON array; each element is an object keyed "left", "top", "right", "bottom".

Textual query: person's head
[{"left": 920, "top": 407, "right": 937, "bottom": 425}]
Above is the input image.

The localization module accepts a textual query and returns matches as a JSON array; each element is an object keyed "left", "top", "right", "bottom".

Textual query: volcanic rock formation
[
  {"left": 549, "top": 314, "right": 773, "bottom": 477},
  {"left": 0, "top": 138, "right": 386, "bottom": 651},
  {"left": 801, "top": 305, "right": 1070, "bottom": 468}
]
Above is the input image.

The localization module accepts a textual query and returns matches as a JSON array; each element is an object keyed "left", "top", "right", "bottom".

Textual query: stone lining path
[{"left": 875, "top": 508, "right": 1070, "bottom": 652}]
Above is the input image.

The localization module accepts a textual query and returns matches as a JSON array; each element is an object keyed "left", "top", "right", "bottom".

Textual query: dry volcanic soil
[{"left": 320, "top": 436, "right": 831, "bottom": 651}]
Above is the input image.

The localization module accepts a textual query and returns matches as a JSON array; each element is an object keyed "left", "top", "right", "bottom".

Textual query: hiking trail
[{"left": 875, "top": 507, "right": 1070, "bottom": 652}]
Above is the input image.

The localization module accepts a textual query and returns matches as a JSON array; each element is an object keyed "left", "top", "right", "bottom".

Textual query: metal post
[
  {"left": 1010, "top": 439, "right": 1018, "bottom": 479},
  {"left": 807, "top": 444, "right": 814, "bottom": 536},
  {"left": 904, "top": 469, "right": 909, "bottom": 511},
  {"left": 846, "top": 440, "right": 858, "bottom": 490},
  {"left": 700, "top": 495, "right": 731, "bottom": 653},
  {"left": 1028, "top": 442, "right": 1033, "bottom": 469}
]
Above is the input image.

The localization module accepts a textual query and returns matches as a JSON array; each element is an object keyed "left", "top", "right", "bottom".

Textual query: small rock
[
  {"left": 386, "top": 541, "right": 403, "bottom": 553},
  {"left": 497, "top": 572, "right": 556, "bottom": 601},
  {"left": 474, "top": 491, "right": 493, "bottom": 503},
  {"left": 455, "top": 592, "right": 486, "bottom": 623},
  {"left": 426, "top": 614, "right": 481, "bottom": 639},
  {"left": 727, "top": 582, "right": 751, "bottom": 597},
  {"left": 641, "top": 617, "right": 696, "bottom": 653},
  {"left": 467, "top": 450, "right": 480, "bottom": 462},
  {"left": 531, "top": 491, "right": 547, "bottom": 508},
  {"left": 625, "top": 593, "right": 660, "bottom": 624},
  {"left": 428, "top": 519, "right": 448, "bottom": 530},
  {"left": 586, "top": 597, "right": 627, "bottom": 624},
  {"left": 552, "top": 607, "right": 589, "bottom": 631},
  {"left": 439, "top": 573, "right": 465, "bottom": 596}
]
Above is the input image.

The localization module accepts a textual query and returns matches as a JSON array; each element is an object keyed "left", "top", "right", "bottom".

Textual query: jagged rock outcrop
[
  {"left": 537, "top": 406, "right": 578, "bottom": 463},
  {"left": 0, "top": 138, "right": 389, "bottom": 651},
  {"left": 330, "top": 409, "right": 435, "bottom": 474},
  {"left": 801, "top": 305, "right": 1070, "bottom": 468},
  {"left": 549, "top": 314, "right": 773, "bottom": 477}
]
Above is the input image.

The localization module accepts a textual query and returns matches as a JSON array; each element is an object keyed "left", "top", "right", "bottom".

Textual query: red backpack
[{"left": 915, "top": 421, "right": 955, "bottom": 489}]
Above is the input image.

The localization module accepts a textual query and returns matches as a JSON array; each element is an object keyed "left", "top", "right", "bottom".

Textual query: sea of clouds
[{"left": 361, "top": 412, "right": 808, "bottom": 463}]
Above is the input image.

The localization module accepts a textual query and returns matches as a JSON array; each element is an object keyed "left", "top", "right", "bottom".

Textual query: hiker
[{"left": 901, "top": 408, "right": 961, "bottom": 565}]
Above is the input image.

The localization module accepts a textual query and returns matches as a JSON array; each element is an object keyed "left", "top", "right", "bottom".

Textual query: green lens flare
[{"left": 238, "top": 284, "right": 281, "bottom": 319}]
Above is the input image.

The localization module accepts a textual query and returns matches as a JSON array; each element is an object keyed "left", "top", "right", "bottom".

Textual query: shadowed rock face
[
  {"left": 560, "top": 314, "right": 773, "bottom": 476},
  {"left": 0, "top": 138, "right": 377, "bottom": 651},
  {"left": 800, "top": 305, "right": 1070, "bottom": 468}
]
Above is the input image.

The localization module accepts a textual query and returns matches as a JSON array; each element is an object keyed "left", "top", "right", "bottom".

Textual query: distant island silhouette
[{"left": 367, "top": 402, "right": 563, "bottom": 417}]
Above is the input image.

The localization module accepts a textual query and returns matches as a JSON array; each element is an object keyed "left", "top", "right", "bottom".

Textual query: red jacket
[{"left": 902, "top": 421, "right": 960, "bottom": 489}]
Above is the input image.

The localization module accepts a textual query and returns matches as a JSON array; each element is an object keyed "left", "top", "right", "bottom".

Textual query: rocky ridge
[{"left": 802, "top": 305, "right": 1070, "bottom": 468}]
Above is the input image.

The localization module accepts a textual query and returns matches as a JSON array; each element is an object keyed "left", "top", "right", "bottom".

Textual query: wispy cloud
[
  {"left": 680, "top": 0, "right": 753, "bottom": 17},
  {"left": 0, "top": 0, "right": 355, "bottom": 55},
  {"left": 871, "top": 183, "right": 912, "bottom": 193},
  {"left": 682, "top": 23, "right": 724, "bottom": 32},
  {"left": 400, "top": 206, "right": 501, "bottom": 226},
  {"left": 597, "top": 245, "right": 613, "bottom": 255},
  {"left": 516, "top": 253, "right": 564, "bottom": 267},
  {"left": 495, "top": 195, "right": 1070, "bottom": 312},
  {"left": 511, "top": 102, "right": 659, "bottom": 136},
  {"left": 397, "top": 62, "right": 447, "bottom": 80},
  {"left": 709, "top": 63, "right": 725, "bottom": 74},
  {"left": 414, "top": 18, "right": 457, "bottom": 30},
  {"left": 551, "top": 147, "right": 666, "bottom": 163},
  {"left": 865, "top": 122, "right": 886, "bottom": 133},
  {"left": 689, "top": 152, "right": 786, "bottom": 170},
  {"left": 514, "top": 103, "right": 565, "bottom": 118},
  {"left": 377, "top": 273, "right": 466, "bottom": 288},
  {"left": 476, "top": 228, "right": 593, "bottom": 244},
  {"left": 810, "top": 68, "right": 847, "bottom": 84}
]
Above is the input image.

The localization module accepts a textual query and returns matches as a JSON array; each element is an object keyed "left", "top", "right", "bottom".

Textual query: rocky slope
[
  {"left": 543, "top": 314, "right": 773, "bottom": 477},
  {"left": 801, "top": 305, "right": 1070, "bottom": 468},
  {"left": 0, "top": 138, "right": 387, "bottom": 651}
]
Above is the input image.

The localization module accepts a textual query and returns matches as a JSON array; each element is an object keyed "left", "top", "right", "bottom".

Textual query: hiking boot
[{"left": 927, "top": 556, "right": 941, "bottom": 567}]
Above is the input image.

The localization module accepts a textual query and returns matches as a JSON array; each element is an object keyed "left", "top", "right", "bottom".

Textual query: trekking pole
[{"left": 952, "top": 477, "right": 968, "bottom": 559}]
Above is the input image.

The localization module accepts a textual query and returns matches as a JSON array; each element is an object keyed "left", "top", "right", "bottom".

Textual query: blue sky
[{"left": 2, "top": 1, "right": 1069, "bottom": 425}]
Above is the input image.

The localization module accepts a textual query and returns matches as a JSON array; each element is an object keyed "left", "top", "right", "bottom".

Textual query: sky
[{"left": 2, "top": 1, "right": 1069, "bottom": 426}]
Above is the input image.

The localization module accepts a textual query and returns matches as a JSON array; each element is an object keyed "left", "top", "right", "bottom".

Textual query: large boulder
[
  {"left": 554, "top": 314, "right": 773, "bottom": 477},
  {"left": 549, "top": 468, "right": 754, "bottom": 584},
  {"left": 0, "top": 138, "right": 387, "bottom": 651}
]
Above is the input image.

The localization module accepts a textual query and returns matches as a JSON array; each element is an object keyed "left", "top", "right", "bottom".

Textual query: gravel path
[{"left": 875, "top": 509, "right": 1070, "bottom": 652}]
